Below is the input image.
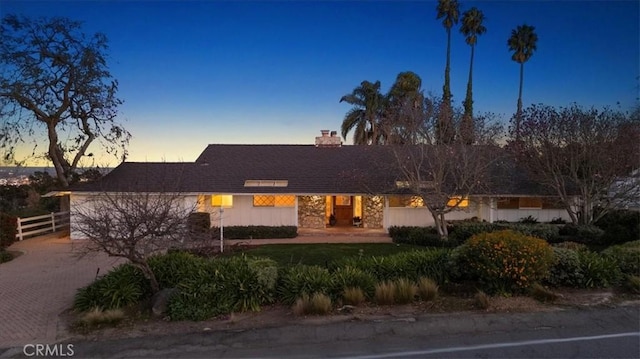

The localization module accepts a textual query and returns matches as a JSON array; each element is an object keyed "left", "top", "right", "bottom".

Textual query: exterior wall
[
  {"left": 297, "top": 195, "right": 326, "bottom": 228},
  {"left": 69, "top": 193, "right": 199, "bottom": 240},
  {"left": 363, "top": 196, "right": 384, "bottom": 228},
  {"left": 493, "top": 208, "right": 571, "bottom": 223},
  {"left": 204, "top": 195, "right": 297, "bottom": 227},
  {"left": 384, "top": 200, "right": 481, "bottom": 229}
]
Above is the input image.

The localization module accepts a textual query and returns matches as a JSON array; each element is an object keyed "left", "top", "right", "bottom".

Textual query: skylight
[{"left": 244, "top": 180, "right": 289, "bottom": 187}]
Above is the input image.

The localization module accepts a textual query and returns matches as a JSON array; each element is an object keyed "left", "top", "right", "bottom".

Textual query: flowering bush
[{"left": 458, "top": 230, "right": 554, "bottom": 293}]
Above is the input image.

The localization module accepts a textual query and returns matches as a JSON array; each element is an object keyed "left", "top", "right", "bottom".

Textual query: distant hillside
[{"left": 0, "top": 167, "right": 112, "bottom": 180}]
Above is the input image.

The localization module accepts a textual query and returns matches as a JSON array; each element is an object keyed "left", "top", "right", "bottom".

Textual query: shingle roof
[{"left": 70, "top": 144, "right": 556, "bottom": 196}]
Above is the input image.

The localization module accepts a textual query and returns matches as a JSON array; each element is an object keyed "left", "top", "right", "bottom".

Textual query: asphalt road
[{"left": 2, "top": 305, "right": 639, "bottom": 358}]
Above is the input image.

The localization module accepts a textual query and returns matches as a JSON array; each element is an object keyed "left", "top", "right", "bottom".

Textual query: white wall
[
  {"left": 69, "top": 193, "right": 89, "bottom": 240},
  {"left": 205, "top": 195, "right": 297, "bottom": 227},
  {"left": 384, "top": 202, "right": 481, "bottom": 229},
  {"left": 494, "top": 209, "right": 571, "bottom": 223}
]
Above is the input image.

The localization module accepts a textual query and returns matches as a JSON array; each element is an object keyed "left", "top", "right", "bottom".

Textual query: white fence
[{"left": 15, "top": 211, "right": 70, "bottom": 241}]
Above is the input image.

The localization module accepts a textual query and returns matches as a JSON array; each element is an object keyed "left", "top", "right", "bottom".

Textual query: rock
[
  {"left": 338, "top": 305, "right": 356, "bottom": 313},
  {"left": 152, "top": 288, "right": 178, "bottom": 317}
]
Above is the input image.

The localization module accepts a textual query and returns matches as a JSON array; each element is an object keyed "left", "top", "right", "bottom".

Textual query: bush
[
  {"left": 448, "top": 223, "right": 495, "bottom": 243},
  {"left": 529, "top": 283, "right": 558, "bottom": 302},
  {"left": 394, "top": 278, "right": 416, "bottom": 304},
  {"left": 342, "top": 287, "right": 366, "bottom": 306},
  {"left": 277, "top": 265, "right": 333, "bottom": 305},
  {"left": 473, "top": 291, "right": 490, "bottom": 310},
  {"left": 389, "top": 226, "right": 459, "bottom": 247},
  {"left": 625, "top": 276, "right": 640, "bottom": 294},
  {"left": 601, "top": 241, "right": 640, "bottom": 277},
  {"left": 212, "top": 226, "right": 297, "bottom": 239},
  {"left": 0, "top": 212, "right": 17, "bottom": 249},
  {"left": 559, "top": 224, "right": 605, "bottom": 245},
  {"left": 549, "top": 217, "right": 567, "bottom": 224},
  {"left": 331, "top": 266, "right": 376, "bottom": 299},
  {"left": 449, "top": 222, "right": 560, "bottom": 243},
  {"left": 519, "top": 215, "right": 539, "bottom": 224},
  {"left": 73, "top": 264, "right": 151, "bottom": 312},
  {"left": 168, "top": 256, "right": 278, "bottom": 320},
  {"left": 338, "top": 249, "right": 451, "bottom": 284},
  {"left": 149, "top": 251, "right": 206, "bottom": 289},
  {"left": 187, "top": 212, "right": 211, "bottom": 239},
  {"left": 0, "top": 250, "right": 13, "bottom": 264},
  {"left": 292, "top": 293, "right": 332, "bottom": 316},
  {"left": 547, "top": 247, "right": 585, "bottom": 288},
  {"left": 457, "top": 230, "right": 554, "bottom": 293},
  {"left": 595, "top": 210, "right": 640, "bottom": 245},
  {"left": 577, "top": 250, "right": 622, "bottom": 288},
  {"left": 374, "top": 281, "right": 396, "bottom": 305},
  {"left": 417, "top": 277, "right": 439, "bottom": 301}
]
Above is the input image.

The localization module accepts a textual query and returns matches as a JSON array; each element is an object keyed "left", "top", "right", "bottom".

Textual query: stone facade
[
  {"left": 297, "top": 195, "right": 326, "bottom": 228},
  {"left": 363, "top": 195, "right": 384, "bottom": 228}
]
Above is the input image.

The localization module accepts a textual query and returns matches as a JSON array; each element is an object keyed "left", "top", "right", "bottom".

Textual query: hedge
[{"left": 211, "top": 226, "right": 297, "bottom": 239}]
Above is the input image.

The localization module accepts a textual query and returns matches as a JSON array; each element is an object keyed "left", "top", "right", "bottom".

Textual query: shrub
[
  {"left": 457, "top": 230, "right": 554, "bottom": 293},
  {"left": 292, "top": 293, "right": 332, "bottom": 316},
  {"left": 338, "top": 249, "right": 451, "bottom": 284},
  {"left": 473, "top": 291, "right": 490, "bottom": 310},
  {"left": 449, "top": 222, "right": 495, "bottom": 243},
  {"left": 0, "top": 250, "right": 13, "bottom": 264},
  {"left": 417, "top": 277, "right": 439, "bottom": 301},
  {"left": 389, "top": 226, "right": 458, "bottom": 247},
  {"left": 560, "top": 224, "right": 605, "bottom": 245},
  {"left": 519, "top": 215, "right": 539, "bottom": 224},
  {"left": 374, "top": 281, "right": 396, "bottom": 305},
  {"left": 342, "top": 287, "right": 366, "bottom": 306},
  {"left": 595, "top": 210, "right": 640, "bottom": 245},
  {"left": 73, "top": 264, "right": 151, "bottom": 312},
  {"left": 577, "top": 250, "right": 622, "bottom": 288},
  {"left": 148, "top": 251, "right": 206, "bottom": 289},
  {"left": 168, "top": 256, "right": 278, "bottom": 320},
  {"left": 212, "top": 226, "right": 297, "bottom": 239},
  {"left": 549, "top": 217, "right": 567, "bottom": 224},
  {"left": 331, "top": 266, "right": 376, "bottom": 299},
  {"left": 625, "top": 276, "right": 640, "bottom": 294},
  {"left": 79, "top": 308, "right": 125, "bottom": 327},
  {"left": 529, "top": 283, "right": 558, "bottom": 302},
  {"left": 449, "top": 222, "right": 560, "bottom": 243},
  {"left": 0, "top": 212, "right": 17, "bottom": 249},
  {"left": 547, "top": 247, "right": 585, "bottom": 288},
  {"left": 601, "top": 241, "right": 640, "bottom": 277},
  {"left": 277, "top": 265, "right": 333, "bottom": 305},
  {"left": 553, "top": 241, "right": 588, "bottom": 251},
  {"left": 394, "top": 278, "right": 416, "bottom": 304},
  {"left": 187, "top": 212, "right": 210, "bottom": 239}
]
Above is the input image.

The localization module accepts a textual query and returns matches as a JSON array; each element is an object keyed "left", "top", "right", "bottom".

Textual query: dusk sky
[{"left": 2, "top": 1, "right": 639, "bottom": 166}]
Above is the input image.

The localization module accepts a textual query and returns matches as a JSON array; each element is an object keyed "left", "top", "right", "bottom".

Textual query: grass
[{"left": 231, "top": 243, "right": 425, "bottom": 267}]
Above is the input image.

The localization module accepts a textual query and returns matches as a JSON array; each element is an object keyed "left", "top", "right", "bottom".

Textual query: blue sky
[{"left": 2, "top": 1, "right": 639, "bottom": 166}]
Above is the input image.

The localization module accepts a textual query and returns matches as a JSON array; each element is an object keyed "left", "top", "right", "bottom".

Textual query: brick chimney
[{"left": 315, "top": 130, "right": 342, "bottom": 147}]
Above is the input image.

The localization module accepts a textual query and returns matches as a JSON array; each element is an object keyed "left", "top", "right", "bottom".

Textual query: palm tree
[
  {"left": 508, "top": 24, "right": 538, "bottom": 138},
  {"left": 436, "top": 0, "right": 460, "bottom": 144},
  {"left": 340, "top": 80, "right": 385, "bottom": 145},
  {"left": 459, "top": 7, "right": 486, "bottom": 144},
  {"left": 385, "top": 71, "right": 424, "bottom": 144}
]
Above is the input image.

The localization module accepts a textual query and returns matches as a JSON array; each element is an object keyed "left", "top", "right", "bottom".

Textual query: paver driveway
[{"left": 0, "top": 233, "right": 122, "bottom": 348}]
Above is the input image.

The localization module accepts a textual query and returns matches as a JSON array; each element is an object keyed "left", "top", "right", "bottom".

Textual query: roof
[{"left": 70, "top": 144, "right": 557, "bottom": 196}]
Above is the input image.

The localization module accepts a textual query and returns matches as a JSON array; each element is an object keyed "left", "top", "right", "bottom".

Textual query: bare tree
[
  {"left": 72, "top": 191, "right": 195, "bottom": 293},
  {"left": 383, "top": 95, "right": 505, "bottom": 238},
  {"left": 0, "top": 15, "right": 130, "bottom": 187},
  {"left": 511, "top": 104, "right": 640, "bottom": 225}
]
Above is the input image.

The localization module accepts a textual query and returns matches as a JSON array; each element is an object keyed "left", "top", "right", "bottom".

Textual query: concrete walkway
[{"left": 0, "top": 233, "right": 123, "bottom": 348}]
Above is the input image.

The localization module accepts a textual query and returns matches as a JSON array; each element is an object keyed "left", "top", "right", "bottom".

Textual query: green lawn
[{"left": 230, "top": 243, "right": 426, "bottom": 267}]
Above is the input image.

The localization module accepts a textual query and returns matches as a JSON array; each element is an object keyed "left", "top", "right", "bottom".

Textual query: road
[{"left": 2, "top": 305, "right": 638, "bottom": 358}]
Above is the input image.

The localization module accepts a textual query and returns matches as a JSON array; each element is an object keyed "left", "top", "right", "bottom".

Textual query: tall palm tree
[
  {"left": 459, "top": 7, "right": 486, "bottom": 144},
  {"left": 340, "top": 80, "right": 385, "bottom": 145},
  {"left": 508, "top": 24, "right": 538, "bottom": 138},
  {"left": 436, "top": 0, "right": 460, "bottom": 144},
  {"left": 385, "top": 71, "right": 424, "bottom": 144}
]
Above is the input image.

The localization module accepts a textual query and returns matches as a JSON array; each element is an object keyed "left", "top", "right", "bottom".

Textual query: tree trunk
[
  {"left": 134, "top": 260, "right": 160, "bottom": 294},
  {"left": 46, "top": 122, "right": 70, "bottom": 188},
  {"left": 444, "top": 27, "right": 452, "bottom": 103},
  {"left": 430, "top": 209, "right": 449, "bottom": 238},
  {"left": 515, "top": 62, "right": 524, "bottom": 140}
]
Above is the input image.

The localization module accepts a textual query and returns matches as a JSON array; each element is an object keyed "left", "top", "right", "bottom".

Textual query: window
[
  {"left": 253, "top": 195, "right": 295, "bottom": 207},
  {"left": 388, "top": 195, "right": 424, "bottom": 208},
  {"left": 335, "top": 196, "right": 351, "bottom": 206},
  {"left": 244, "top": 180, "right": 288, "bottom": 187},
  {"left": 497, "top": 197, "right": 519, "bottom": 209},
  {"left": 211, "top": 195, "right": 233, "bottom": 208},
  {"left": 519, "top": 197, "right": 543, "bottom": 209},
  {"left": 447, "top": 196, "right": 469, "bottom": 208}
]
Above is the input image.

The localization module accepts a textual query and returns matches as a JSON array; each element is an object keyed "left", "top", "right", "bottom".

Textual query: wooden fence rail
[{"left": 15, "top": 211, "right": 70, "bottom": 241}]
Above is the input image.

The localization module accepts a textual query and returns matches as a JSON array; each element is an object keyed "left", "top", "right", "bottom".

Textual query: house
[{"left": 67, "top": 131, "right": 573, "bottom": 239}]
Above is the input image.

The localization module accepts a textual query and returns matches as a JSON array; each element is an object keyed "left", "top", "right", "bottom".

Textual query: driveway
[{"left": 0, "top": 233, "right": 122, "bottom": 349}]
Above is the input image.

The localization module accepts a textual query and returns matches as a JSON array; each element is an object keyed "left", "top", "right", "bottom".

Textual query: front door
[{"left": 333, "top": 196, "right": 353, "bottom": 226}]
